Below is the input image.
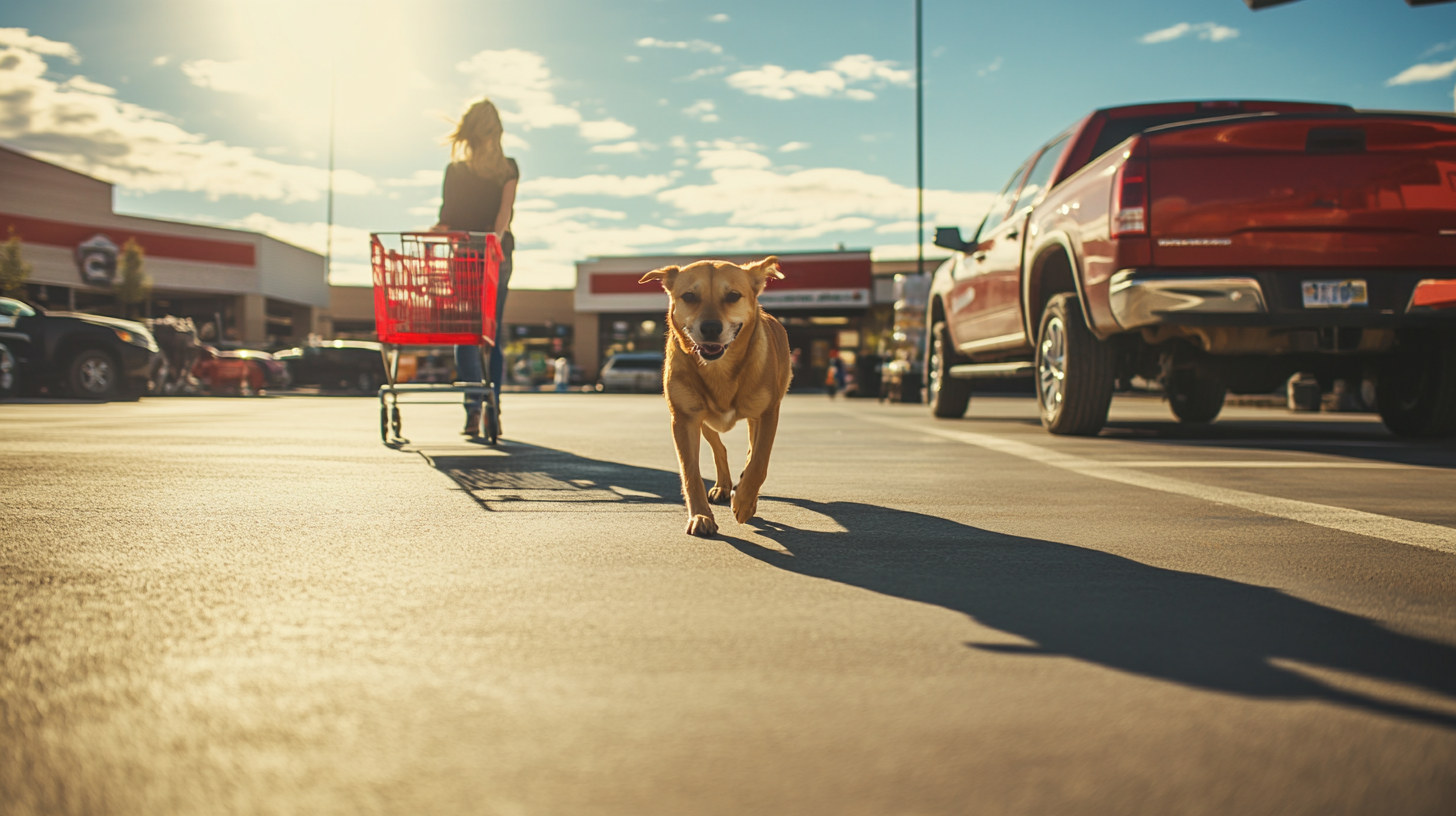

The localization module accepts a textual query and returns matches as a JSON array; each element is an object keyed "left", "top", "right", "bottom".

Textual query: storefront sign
[
  {"left": 759, "top": 288, "right": 870, "bottom": 307},
  {"left": 75, "top": 234, "right": 119, "bottom": 286}
]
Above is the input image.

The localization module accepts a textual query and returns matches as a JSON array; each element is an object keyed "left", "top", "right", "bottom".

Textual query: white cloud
[
  {"left": 636, "top": 37, "right": 723, "bottom": 55},
  {"left": 708, "top": 13, "right": 729, "bottom": 23},
  {"left": 0, "top": 34, "right": 375, "bottom": 202},
  {"left": 687, "top": 66, "right": 727, "bottom": 81},
  {"left": 1387, "top": 55, "right": 1456, "bottom": 86},
  {"left": 1139, "top": 22, "right": 1239, "bottom": 44},
  {"left": 578, "top": 118, "right": 637, "bottom": 141},
  {"left": 625, "top": 54, "right": 642, "bottom": 63},
  {"left": 727, "top": 66, "right": 845, "bottom": 100},
  {"left": 456, "top": 49, "right": 641, "bottom": 146},
  {"left": 977, "top": 57, "right": 1003, "bottom": 77},
  {"left": 180, "top": 58, "right": 257, "bottom": 93},
  {"left": 0, "top": 28, "right": 78, "bottom": 62},
  {"left": 386, "top": 169, "right": 442, "bottom": 187},
  {"left": 683, "top": 99, "right": 719, "bottom": 122},
  {"left": 151, "top": 55, "right": 170, "bottom": 67},
  {"left": 726, "top": 53, "right": 911, "bottom": 101},
  {"left": 523, "top": 174, "right": 676, "bottom": 197},
  {"left": 778, "top": 141, "right": 810, "bottom": 153},
  {"left": 590, "top": 141, "right": 645, "bottom": 154},
  {"left": 830, "top": 55, "right": 912, "bottom": 85}
]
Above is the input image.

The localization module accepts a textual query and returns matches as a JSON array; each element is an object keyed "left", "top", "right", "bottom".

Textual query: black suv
[
  {"left": 273, "top": 341, "right": 388, "bottom": 393},
  {"left": 0, "top": 297, "right": 159, "bottom": 400}
]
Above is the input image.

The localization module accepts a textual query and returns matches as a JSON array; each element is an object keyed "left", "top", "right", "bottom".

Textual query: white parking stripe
[
  {"left": 1106, "top": 461, "right": 1413, "bottom": 469},
  {"left": 868, "top": 417, "right": 1456, "bottom": 556}
]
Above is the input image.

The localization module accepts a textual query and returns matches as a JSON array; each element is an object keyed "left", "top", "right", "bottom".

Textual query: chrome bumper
[{"left": 1109, "top": 270, "right": 1267, "bottom": 330}]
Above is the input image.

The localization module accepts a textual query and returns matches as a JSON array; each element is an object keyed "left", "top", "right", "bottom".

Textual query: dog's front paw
[
  {"left": 686, "top": 513, "right": 718, "bottom": 537},
  {"left": 731, "top": 489, "right": 759, "bottom": 524},
  {"left": 707, "top": 484, "right": 732, "bottom": 504}
]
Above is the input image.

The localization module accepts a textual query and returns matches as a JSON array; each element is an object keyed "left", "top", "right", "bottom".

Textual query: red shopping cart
[{"left": 371, "top": 231, "right": 502, "bottom": 445}]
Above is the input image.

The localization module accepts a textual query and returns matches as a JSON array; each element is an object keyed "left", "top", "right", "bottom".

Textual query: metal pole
[
  {"left": 915, "top": 0, "right": 924, "bottom": 277},
  {"left": 325, "top": 69, "right": 336, "bottom": 285}
]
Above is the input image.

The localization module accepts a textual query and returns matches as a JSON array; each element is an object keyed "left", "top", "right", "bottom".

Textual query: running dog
[{"left": 639, "top": 257, "right": 791, "bottom": 537}]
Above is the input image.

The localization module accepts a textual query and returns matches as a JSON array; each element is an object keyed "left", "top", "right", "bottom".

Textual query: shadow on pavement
[
  {"left": 426, "top": 441, "right": 687, "bottom": 512},
  {"left": 721, "top": 497, "right": 1456, "bottom": 729}
]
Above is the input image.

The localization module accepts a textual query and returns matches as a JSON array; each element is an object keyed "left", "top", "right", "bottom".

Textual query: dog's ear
[
  {"left": 639, "top": 265, "right": 680, "bottom": 292},
  {"left": 746, "top": 256, "right": 784, "bottom": 294}
]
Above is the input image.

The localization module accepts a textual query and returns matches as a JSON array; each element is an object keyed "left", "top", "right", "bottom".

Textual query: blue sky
[{"left": 2, "top": 0, "right": 1455, "bottom": 288}]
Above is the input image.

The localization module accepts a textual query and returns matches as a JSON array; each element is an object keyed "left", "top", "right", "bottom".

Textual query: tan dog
[{"left": 639, "top": 257, "right": 792, "bottom": 537}]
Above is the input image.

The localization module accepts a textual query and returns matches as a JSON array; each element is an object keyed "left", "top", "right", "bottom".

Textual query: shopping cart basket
[{"left": 371, "top": 231, "right": 502, "bottom": 445}]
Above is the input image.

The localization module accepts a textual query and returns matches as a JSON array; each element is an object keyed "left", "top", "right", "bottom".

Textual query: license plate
[{"left": 1302, "top": 279, "right": 1368, "bottom": 309}]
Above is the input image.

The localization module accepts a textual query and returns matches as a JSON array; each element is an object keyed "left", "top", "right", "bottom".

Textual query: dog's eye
[
  {"left": 725, "top": 291, "right": 742, "bottom": 303},
  {"left": 680, "top": 292, "right": 699, "bottom": 303}
]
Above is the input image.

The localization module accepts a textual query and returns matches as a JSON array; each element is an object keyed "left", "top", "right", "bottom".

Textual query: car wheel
[
  {"left": 1377, "top": 330, "right": 1456, "bottom": 439},
  {"left": 1166, "top": 367, "right": 1226, "bottom": 424},
  {"left": 67, "top": 348, "right": 121, "bottom": 400},
  {"left": 0, "top": 342, "right": 16, "bottom": 399},
  {"left": 1037, "top": 294, "right": 1114, "bottom": 436},
  {"left": 926, "top": 320, "right": 971, "bottom": 418}
]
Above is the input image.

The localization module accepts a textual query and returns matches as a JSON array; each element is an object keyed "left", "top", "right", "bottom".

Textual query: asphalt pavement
[{"left": 4, "top": 391, "right": 1455, "bottom": 815}]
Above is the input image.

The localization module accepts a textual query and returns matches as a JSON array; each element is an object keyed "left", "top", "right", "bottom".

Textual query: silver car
[{"left": 596, "top": 351, "right": 663, "bottom": 393}]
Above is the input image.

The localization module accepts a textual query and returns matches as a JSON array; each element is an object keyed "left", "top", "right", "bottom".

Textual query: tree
[
  {"left": 0, "top": 229, "right": 33, "bottom": 299},
  {"left": 115, "top": 237, "right": 152, "bottom": 318}
]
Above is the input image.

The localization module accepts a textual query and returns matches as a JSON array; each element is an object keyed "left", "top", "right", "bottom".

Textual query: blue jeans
[{"left": 456, "top": 248, "right": 511, "bottom": 413}]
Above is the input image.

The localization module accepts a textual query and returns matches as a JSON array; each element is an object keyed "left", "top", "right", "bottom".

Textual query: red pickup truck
[{"left": 928, "top": 100, "right": 1456, "bottom": 437}]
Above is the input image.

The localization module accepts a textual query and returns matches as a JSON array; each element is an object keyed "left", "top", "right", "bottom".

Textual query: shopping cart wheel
[
  {"left": 380, "top": 405, "right": 389, "bottom": 442},
  {"left": 391, "top": 405, "right": 402, "bottom": 438},
  {"left": 483, "top": 394, "right": 500, "bottom": 445}
]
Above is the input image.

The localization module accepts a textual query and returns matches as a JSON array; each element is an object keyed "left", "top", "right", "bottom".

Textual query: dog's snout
[{"left": 700, "top": 320, "right": 723, "bottom": 340}]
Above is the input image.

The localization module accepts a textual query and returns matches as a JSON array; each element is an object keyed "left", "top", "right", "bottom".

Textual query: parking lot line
[
  {"left": 859, "top": 416, "right": 1456, "bottom": 556},
  {"left": 1104, "top": 461, "right": 1414, "bottom": 469}
]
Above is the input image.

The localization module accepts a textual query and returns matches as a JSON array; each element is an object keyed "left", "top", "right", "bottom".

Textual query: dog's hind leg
[
  {"left": 672, "top": 416, "right": 718, "bottom": 537},
  {"left": 702, "top": 427, "right": 734, "bottom": 505},
  {"left": 733, "top": 404, "right": 781, "bottom": 524}
]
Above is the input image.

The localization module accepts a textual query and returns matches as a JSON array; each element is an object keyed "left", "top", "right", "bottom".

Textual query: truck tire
[
  {"left": 1166, "top": 367, "right": 1226, "bottom": 424},
  {"left": 67, "top": 348, "right": 121, "bottom": 400},
  {"left": 926, "top": 320, "right": 971, "bottom": 418},
  {"left": 1377, "top": 330, "right": 1456, "bottom": 439},
  {"left": 1036, "top": 294, "right": 1114, "bottom": 436}
]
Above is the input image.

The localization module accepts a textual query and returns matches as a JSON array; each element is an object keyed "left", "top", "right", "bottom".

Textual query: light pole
[{"left": 915, "top": 0, "right": 924, "bottom": 278}]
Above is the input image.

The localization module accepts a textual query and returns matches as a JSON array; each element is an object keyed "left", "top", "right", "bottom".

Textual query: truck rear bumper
[{"left": 1109, "top": 268, "right": 1456, "bottom": 331}]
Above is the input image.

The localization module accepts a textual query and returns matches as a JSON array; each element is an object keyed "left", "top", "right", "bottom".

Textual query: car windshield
[{"left": 0, "top": 297, "right": 36, "bottom": 318}]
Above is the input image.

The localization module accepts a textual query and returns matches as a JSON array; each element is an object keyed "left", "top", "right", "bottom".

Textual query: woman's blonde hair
[{"left": 449, "top": 99, "right": 511, "bottom": 181}]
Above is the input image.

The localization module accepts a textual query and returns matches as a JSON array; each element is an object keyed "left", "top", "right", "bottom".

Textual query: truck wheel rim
[
  {"left": 80, "top": 357, "right": 112, "bottom": 393},
  {"left": 1039, "top": 317, "right": 1066, "bottom": 415},
  {"left": 929, "top": 337, "right": 943, "bottom": 401},
  {"left": 0, "top": 346, "right": 14, "bottom": 391}
]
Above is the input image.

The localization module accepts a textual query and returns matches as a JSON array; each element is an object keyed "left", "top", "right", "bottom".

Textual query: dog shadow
[{"left": 724, "top": 497, "right": 1456, "bottom": 729}]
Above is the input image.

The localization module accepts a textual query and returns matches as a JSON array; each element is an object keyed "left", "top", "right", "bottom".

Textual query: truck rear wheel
[
  {"left": 926, "top": 320, "right": 971, "bottom": 418},
  {"left": 1166, "top": 367, "right": 1226, "bottom": 424},
  {"left": 1378, "top": 330, "right": 1456, "bottom": 439},
  {"left": 1037, "top": 294, "right": 1114, "bottom": 436}
]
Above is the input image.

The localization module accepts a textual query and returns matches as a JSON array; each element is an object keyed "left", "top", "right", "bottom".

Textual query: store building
[
  {"left": 575, "top": 250, "right": 900, "bottom": 390},
  {"left": 0, "top": 144, "right": 328, "bottom": 346}
]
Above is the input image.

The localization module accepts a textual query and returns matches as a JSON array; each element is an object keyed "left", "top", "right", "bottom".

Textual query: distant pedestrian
[
  {"left": 432, "top": 98, "right": 518, "bottom": 436},
  {"left": 553, "top": 356, "right": 570, "bottom": 392},
  {"left": 825, "top": 350, "right": 845, "bottom": 399}
]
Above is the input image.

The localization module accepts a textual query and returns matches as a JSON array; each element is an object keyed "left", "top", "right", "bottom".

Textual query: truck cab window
[
  {"left": 974, "top": 163, "right": 1030, "bottom": 242},
  {"left": 1012, "top": 135, "right": 1070, "bottom": 214}
]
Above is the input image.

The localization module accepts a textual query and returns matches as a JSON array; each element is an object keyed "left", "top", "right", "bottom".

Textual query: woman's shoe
[{"left": 462, "top": 409, "right": 481, "bottom": 436}]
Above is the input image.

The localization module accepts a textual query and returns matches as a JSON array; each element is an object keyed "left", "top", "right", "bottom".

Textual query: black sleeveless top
[{"left": 438, "top": 158, "right": 519, "bottom": 252}]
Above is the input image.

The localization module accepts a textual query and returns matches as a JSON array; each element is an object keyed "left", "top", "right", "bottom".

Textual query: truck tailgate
[{"left": 1145, "top": 115, "right": 1456, "bottom": 269}]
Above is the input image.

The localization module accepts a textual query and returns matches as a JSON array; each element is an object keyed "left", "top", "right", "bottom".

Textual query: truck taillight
[{"left": 1110, "top": 156, "right": 1148, "bottom": 238}]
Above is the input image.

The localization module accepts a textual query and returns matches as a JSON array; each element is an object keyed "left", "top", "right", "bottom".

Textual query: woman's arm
[{"left": 493, "top": 179, "right": 517, "bottom": 235}]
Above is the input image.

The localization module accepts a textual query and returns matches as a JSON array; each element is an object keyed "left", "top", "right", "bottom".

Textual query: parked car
[
  {"left": 596, "top": 351, "right": 663, "bottom": 393},
  {"left": 193, "top": 346, "right": 290, "bottom": 395},
  {"left": 928, "top": 99, "right": 1456, "bottom": 438},
  {"left": 0, "top": 297, "right": 159, "bottom": 400},
  {"left": 274, "top": 340, "right": 387, "bottom": 393}
]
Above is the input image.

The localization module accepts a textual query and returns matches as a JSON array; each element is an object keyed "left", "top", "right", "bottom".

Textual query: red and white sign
[{"left": 576, "top": 251, "right": 871, "bottom": 313}]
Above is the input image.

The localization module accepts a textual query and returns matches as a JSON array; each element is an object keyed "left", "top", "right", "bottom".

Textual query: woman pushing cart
[{"left": 370, "top": 97, "right": 518, "bottom": 445}]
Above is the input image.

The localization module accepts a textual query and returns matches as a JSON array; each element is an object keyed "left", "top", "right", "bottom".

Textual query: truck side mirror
[{"left": 934, "top": 226, "right": 972, "bottom": 252}]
